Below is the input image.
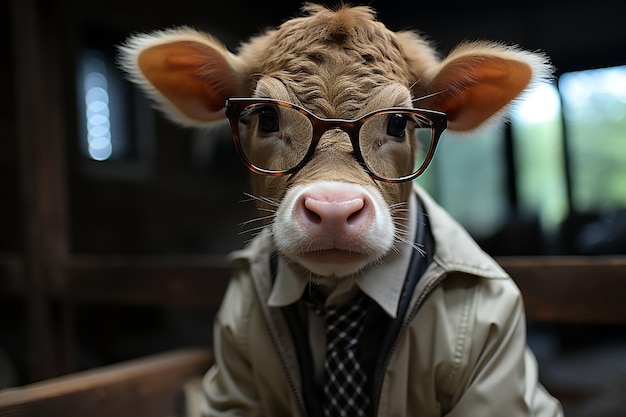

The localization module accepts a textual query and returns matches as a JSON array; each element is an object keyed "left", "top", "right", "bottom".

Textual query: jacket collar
[{"left": 413, "top": 184, "right": 509, "bottom": 280}]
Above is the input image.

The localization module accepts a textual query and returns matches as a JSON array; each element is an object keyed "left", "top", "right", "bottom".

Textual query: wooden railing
[
  {"left": 1, "top": 254, "right": 625, "bottom": 416},
  {"left": 0, "top": 348, "right": 213, "bottom": 417},
  {"left": 499, "top": 256, "right": 626, "bottom": 324}
]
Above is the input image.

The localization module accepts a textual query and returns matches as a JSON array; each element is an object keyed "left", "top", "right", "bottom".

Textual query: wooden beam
[
  {"left": 11, "top": 0, "right": 70, "bottom": 381},
  {"left": 498, "top": 256, "right": 626, "bottom": 324},
  {"left": 6, "top": 253, "right": 626, "bottom": 322},
  {"left": 0, "top": 347, "right": 213, "bottom": 417},
  {"left": 54, "top": 256, "right": 232, "bottom": 309}
]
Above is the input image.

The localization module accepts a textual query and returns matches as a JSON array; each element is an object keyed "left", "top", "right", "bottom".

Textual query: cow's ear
[
  {"left": 415, "top": 42, "right": 552, "bottom": 132},
  {"left": 119, "top": 28, "right": 249, "bottom": 127}
]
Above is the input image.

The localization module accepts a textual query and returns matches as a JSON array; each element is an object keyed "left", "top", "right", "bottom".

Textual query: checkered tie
[{"left": 314, "top": 295, "right": 370, "bottom": 417}]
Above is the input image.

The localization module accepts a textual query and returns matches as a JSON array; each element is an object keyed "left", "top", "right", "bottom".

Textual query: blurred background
[{"left": 1, "top": 0, "right": 625, "bottom": 415}]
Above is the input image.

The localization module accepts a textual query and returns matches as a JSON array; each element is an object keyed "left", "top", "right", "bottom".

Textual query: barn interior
[{"left": 1, "top": 0, "right": 625, "bottom": 415}]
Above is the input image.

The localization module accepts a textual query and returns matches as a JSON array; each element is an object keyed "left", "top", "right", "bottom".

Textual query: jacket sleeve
[
  {"left": 444, "top": 277, "right": 563, "bottom": 417},
  {"left": 189, "top": 271, "right": 264, "bottom": 417}
]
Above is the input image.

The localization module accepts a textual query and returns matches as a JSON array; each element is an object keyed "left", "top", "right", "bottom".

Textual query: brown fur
[{"left": 238, "top": 4, "right": 430, "bottom": 118}]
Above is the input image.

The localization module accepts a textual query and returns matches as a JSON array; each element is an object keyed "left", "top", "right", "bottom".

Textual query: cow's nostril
[
  {"left": 347, "top": 201, "right": 368, "bottom": 226},
  {"left": 302, "top": 200, "right": 323, "bottom": 225}
]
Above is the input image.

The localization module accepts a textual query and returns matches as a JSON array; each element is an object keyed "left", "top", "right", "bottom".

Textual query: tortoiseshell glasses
[{"left": 224, "top": 98, "right": 447, "bottom": 183}]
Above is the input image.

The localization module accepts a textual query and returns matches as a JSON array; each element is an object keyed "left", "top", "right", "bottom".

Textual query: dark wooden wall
[{"left": 1, "top": 0, "right": 625, "bottom": 386}]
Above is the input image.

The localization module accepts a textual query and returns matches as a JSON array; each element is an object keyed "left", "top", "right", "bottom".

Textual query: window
[
  {"left": 511, "top": 82, "right": 568, "bottom": 236},
  {"left": 560, "top": 66, "right": 626, "bottom": 212},
  {"left": 79, "top": 50, "right": 116, "bottom": 161},
  {"left": 78, "top": 49, "right": 131, "bottom": 162},
  {"left": 76, "top": 47, "right": 155, "bottom": 180},
  {"left": 419, "top": 65, "right": 626, "bottom": 255},
  {"left": 417, "top": 126, "right": 508, "bottom": 239}
]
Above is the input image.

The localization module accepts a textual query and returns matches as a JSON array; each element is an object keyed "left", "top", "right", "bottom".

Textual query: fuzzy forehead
[{"left": 238, "top": 5, "right": 416, "bottom": 114}]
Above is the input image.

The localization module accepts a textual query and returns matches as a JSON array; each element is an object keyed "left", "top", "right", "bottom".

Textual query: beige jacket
[{"left": 189, "top": 186, "right": 563, "bottom": 417}]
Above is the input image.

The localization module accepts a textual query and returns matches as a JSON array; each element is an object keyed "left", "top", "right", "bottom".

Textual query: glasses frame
[{"left": 224, "top": 97, "right": 447, "bottom": 183}]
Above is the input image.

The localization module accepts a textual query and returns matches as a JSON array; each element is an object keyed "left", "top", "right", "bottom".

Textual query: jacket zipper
[
  {"left": 372, "top": 270, "right": 447, "bottom": 416},
  {"left": 252, "top": 273, "right": 309, "bottom": 417}
]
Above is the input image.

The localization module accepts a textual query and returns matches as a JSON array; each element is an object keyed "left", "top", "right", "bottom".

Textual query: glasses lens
[
  {"left": 236, "top": 102, "right": 313, "bottom": 173},
  {"left": 359, "top": 110, "right": 434, "bottom": 180}
]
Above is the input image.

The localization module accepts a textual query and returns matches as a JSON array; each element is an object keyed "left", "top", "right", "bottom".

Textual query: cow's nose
[{"left": 294, "top": 184, "right": 374, "bottom": 245}]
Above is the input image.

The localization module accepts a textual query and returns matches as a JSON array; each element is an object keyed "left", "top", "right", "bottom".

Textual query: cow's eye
[
  {"left": 258, "top": 106, "right": 279, "bottom": 133},
  {"left": 386, "top": 113, "right": 407, "bottom": 138}
]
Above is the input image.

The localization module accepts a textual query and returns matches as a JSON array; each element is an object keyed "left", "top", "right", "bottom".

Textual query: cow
[{"left": 120, "top": 4, "right": 563, "bottom": 416}]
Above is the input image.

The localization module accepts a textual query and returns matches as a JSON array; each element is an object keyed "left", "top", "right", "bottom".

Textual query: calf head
[{"left": 120, "top": 4, "right": 551, "bottom": 278}]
